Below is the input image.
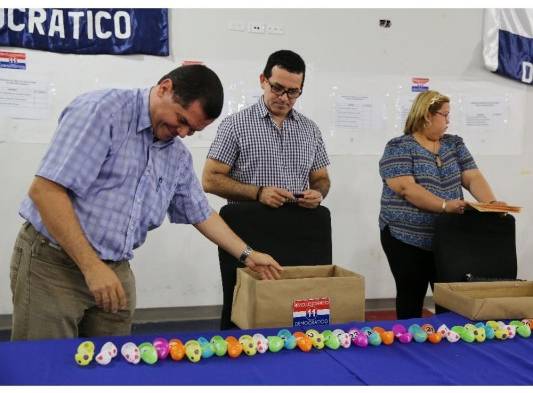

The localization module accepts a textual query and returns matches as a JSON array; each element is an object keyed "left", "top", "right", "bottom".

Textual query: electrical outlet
[
  {"left": 248, "top": 23, "right": 265, "bottom": 34},
  {"left": 228, "top": 21, "right": 245, "bottom": 32},
  {"left": 266, "top": 24, "right": 284, "bottom": 35}
]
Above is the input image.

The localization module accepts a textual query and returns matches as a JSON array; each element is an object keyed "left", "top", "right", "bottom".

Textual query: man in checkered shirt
[
  {"left": 10, "top": 65, "right": 283, "bottom": 340},
  {"left": 203, "top": 50, "right": 331, "bottom": 207}
]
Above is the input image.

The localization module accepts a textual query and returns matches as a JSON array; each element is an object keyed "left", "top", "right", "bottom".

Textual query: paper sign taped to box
[{"left": 293, "top": 297, "right": 330, "bottom": 327}]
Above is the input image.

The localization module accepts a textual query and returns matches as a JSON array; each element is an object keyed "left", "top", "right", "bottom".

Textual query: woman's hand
[{"left": 444, "top": 199, "right": 467, "bottom": 214}]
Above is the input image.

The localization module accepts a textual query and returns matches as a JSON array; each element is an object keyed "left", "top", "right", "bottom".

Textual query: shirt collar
[
  {"left": 138, "top": 87, "right": 174, "bottom": 148},
  {"left": 137, "top": 87, "right": 152, "bottom": 134},
  {"left": 257, "top": 95, "right": 300, "bottom": 122}
]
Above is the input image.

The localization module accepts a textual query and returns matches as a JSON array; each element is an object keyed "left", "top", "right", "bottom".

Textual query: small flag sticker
[
  {"left": 411, "top": 77, "right": 429, "bottom": 92},
  {"left": 293, "top": 297, "right": 330, "bottom": 328},
  {"left": 0, "top": 51, "right": 26, "bottom": 70}
]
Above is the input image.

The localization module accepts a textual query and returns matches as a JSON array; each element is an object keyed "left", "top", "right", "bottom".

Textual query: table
[{"left": 1, "top": 312, "right": 532, "bottom": 385}]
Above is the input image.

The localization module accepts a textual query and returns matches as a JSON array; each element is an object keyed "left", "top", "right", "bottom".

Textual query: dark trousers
[{"left": 380, "top": 226, "right": 436, "bottom": 320}]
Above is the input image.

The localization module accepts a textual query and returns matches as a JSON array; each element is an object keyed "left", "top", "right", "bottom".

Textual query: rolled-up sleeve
[{"left": 168, "top": 151, "right": 212, "bottom": 224}]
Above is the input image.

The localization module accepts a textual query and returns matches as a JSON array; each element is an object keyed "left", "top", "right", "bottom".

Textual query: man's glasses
[
  {"left": 266, "top": 79, "right": 302, "bottom": 99},
  {"left": 435, "top": 111, "right": 450, "bottom": 119}
]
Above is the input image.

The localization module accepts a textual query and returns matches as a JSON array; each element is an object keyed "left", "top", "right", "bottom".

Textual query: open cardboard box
[
  {"left": 434, "top": 281, "right": 533, "bottom": 320},
  {"left": 231, "top": 265, "right": 365, "bottom": 329}
]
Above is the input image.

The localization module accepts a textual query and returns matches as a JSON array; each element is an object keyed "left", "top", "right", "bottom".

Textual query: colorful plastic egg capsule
[
  {"left": 305, "top": 329, "right": 325, "bottom": 349},
  {"left": 348, "top": 328, "right": 368, "bottom": 347},
  {"left": 184, "top": 340, "right": 202, "bottom": 363},
  {"left": 392, "top": 324, "right": 407, "bottom": 338},
  {"left": 372, "top": 326, "right": 385, "bottom": 335},
  {"left": 398, "top": 332, "right": 412, "bottom": 344},
  {"left": 522, "top": 319, "right": 533, "bottom": 330},
  {"left": 277, "top": 329, "right": 292, "bottom": 340},
  {"left": 437, "top": 324, "right": 450, "bottom": 338},
  {"left": 253, "top": 333, "right": 269, "bottom": 354},
  {"left": 284, "top": 334, "right": 297, "bottom": 350},
  {"left": 408, "top": 324, "right": 427, "bottom": 343},
  {"left": 451, "top": 326, "right": 475, "bottom": 343},
  {"left": 361, "top": 327, "right": 381, "bottom": 345},
  {"left": 228, "top": 340, "right": 242, "bottom": 358},
  {"left": 210, "top": 335, "right": 228, "bottom": 357},
  {"left": 238, "top": 335, "right": 257, "bottom": 356},
  {"left": 486, "top": 320, "right": 500, "bottom": 331},
  {"left": 95, "top": 350, "right": 112, "bottom": 366},
  {"left": 421, "top": 324, "right": 435, "bottom": 334},
  {"left": 77, "top": 341, "right": 95, "bottom": 356},
  {"left": 368, "top": 331, "right": 382, "bottom": 346},
  {"left": 464, "top": 323, "right": 477, "bottom": 331},
  {"left": 472, "top": 327, "right": 486, "bottom": 342},
  {"left": 360, "top": 327, "right": 373, "bottom": 335},
  {"left": 446, "top": 330, "right": 461, "bottom": 343},
  {"left": 197, "top": 337, "right": 215, "bottom": 359},
  {"left": 101, "top": 342, "right": 118, "bottom": 358},
  {"left": 323, "top": 331, "right": 341, "bottom": 350},
  {"left": 152, "top": 337, "right": 170, "bottom": 360},
  {"left": 322, "top": 329, "right": 333, "bottom": 342},
  {"left": 511, "top": 322, "right": 531, "bottom": 338},
  {"left": 333, "top": 329, "right": 352, "bottom": 348},
  {"left": 277, "top": 329, "right": 297, "bottom": 350},
  {"left": 427, "top": 332, "right": 442, "bottom": 344},
  {"left": 294, "top": 333, "right": 313, "bottom": 352},
  {"left": 138, "top": 342, "right": 158, "bottom": 365},
  {"left": 494, "top": 328, "right": 508, "bottom": 340},
  {"left": 380, "top": 331, "right": 395, "bottom": 345},
  {"left": 480, "top": 323, "right": 495, "bottom": 340},
  {"left": 505, "top": 325, "right": 517, "bottom": 339},
  {"left": 74, "top": 351, "right": 93, "bottom": 366},
  {"left": 267, "top": 336, "right": 284, "bottom": 353},
  {"left": 121, "top": 342, "right": 140, "bottom": 364},
  {"left": 168, "top": 338, "right": 185, "bottom": 361}
]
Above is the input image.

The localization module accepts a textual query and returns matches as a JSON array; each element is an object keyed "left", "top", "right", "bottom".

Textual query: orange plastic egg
[
  {"left": 380, "top": 331, "right": 395, "bottom": 345},
  {"left": 169, "top": 338, "right": 185, "bottom": 361},
  {"left": 295, "top": 334, "right": 313, "bottom": 352},
  {"left": 373, "top": 326, "right": 385, "bottom": 334},
  {"left": 427, "top": 332, "right": 442, "bottom": 344}
]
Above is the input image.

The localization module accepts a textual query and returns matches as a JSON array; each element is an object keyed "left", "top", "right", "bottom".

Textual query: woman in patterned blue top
[{"left": 379, "top": 90, "right": 504, "bottom": 319}]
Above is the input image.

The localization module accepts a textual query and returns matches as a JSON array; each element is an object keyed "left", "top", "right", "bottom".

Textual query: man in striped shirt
[
  {"left": 203, "top": 50, "right": 331, "bottom": 207},
  {"left": 10, "top": 65, "right": 282, "bottom": 340}
]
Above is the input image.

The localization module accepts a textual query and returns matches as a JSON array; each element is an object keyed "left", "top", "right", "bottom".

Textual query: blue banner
[
  {"left": 483, "top": 9, "right": 533, "bottom": 85},
  {"left": 497, "top": 29, "right": 533, "bottom": 84},
  {"left": 0, "top": 8, "right": 168, "bottom": 56}
]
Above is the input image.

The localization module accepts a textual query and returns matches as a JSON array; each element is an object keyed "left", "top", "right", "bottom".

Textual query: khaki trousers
[{"left": 10, "top": 222, "right": 136, "bottom": 340}]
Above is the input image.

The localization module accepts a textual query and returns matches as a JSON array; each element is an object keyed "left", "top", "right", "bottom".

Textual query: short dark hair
[
  {"left": 157, "top": 64, "right": 224, "bottom": 120},
  {"left": 263, "top": 50, "right": 306, "bottom": 87}
]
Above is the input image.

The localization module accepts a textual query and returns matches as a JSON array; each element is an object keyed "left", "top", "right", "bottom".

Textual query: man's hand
[
  {"left": 296, "top": 189, "right": 323, "bottom": 209},
  {"left": 244, "top": 251, "right": 283, "bottom": 280},
  {"left": 82, "top": 261, "right": 128, "bottom": 313},
  {"left": 258, "top": 187, "right": 294, "bottom": 208}
]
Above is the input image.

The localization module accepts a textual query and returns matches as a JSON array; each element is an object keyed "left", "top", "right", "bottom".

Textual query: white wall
[{"left": 1, "top": 8, "right": 532, "bottom": 313}]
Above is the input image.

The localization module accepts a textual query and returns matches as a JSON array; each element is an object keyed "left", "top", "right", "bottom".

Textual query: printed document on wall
[{"left": 0, "top": 71, "right": 50, "bottom": 120}]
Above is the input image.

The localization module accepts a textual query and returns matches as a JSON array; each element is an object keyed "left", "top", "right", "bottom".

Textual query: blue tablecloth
[{"left": 1, "top": 312, "right": 532, "bottom": 385}]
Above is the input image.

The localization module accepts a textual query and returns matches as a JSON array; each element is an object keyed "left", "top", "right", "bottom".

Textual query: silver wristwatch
[{"left": 239, "top": 245, "right": 253, "bottom": 265}]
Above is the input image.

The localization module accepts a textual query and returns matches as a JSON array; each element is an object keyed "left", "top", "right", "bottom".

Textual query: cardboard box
[
  {"left": 231, "top": 265, "right": 365, "bottom": 329},
  {"left": 434, "top": 281, "right": 533, "bottom": 320}
]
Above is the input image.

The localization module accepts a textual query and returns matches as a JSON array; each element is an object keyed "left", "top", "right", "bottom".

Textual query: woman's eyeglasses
[{"left": 435, "top": 111, "right": 450, "bottom": 119}]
